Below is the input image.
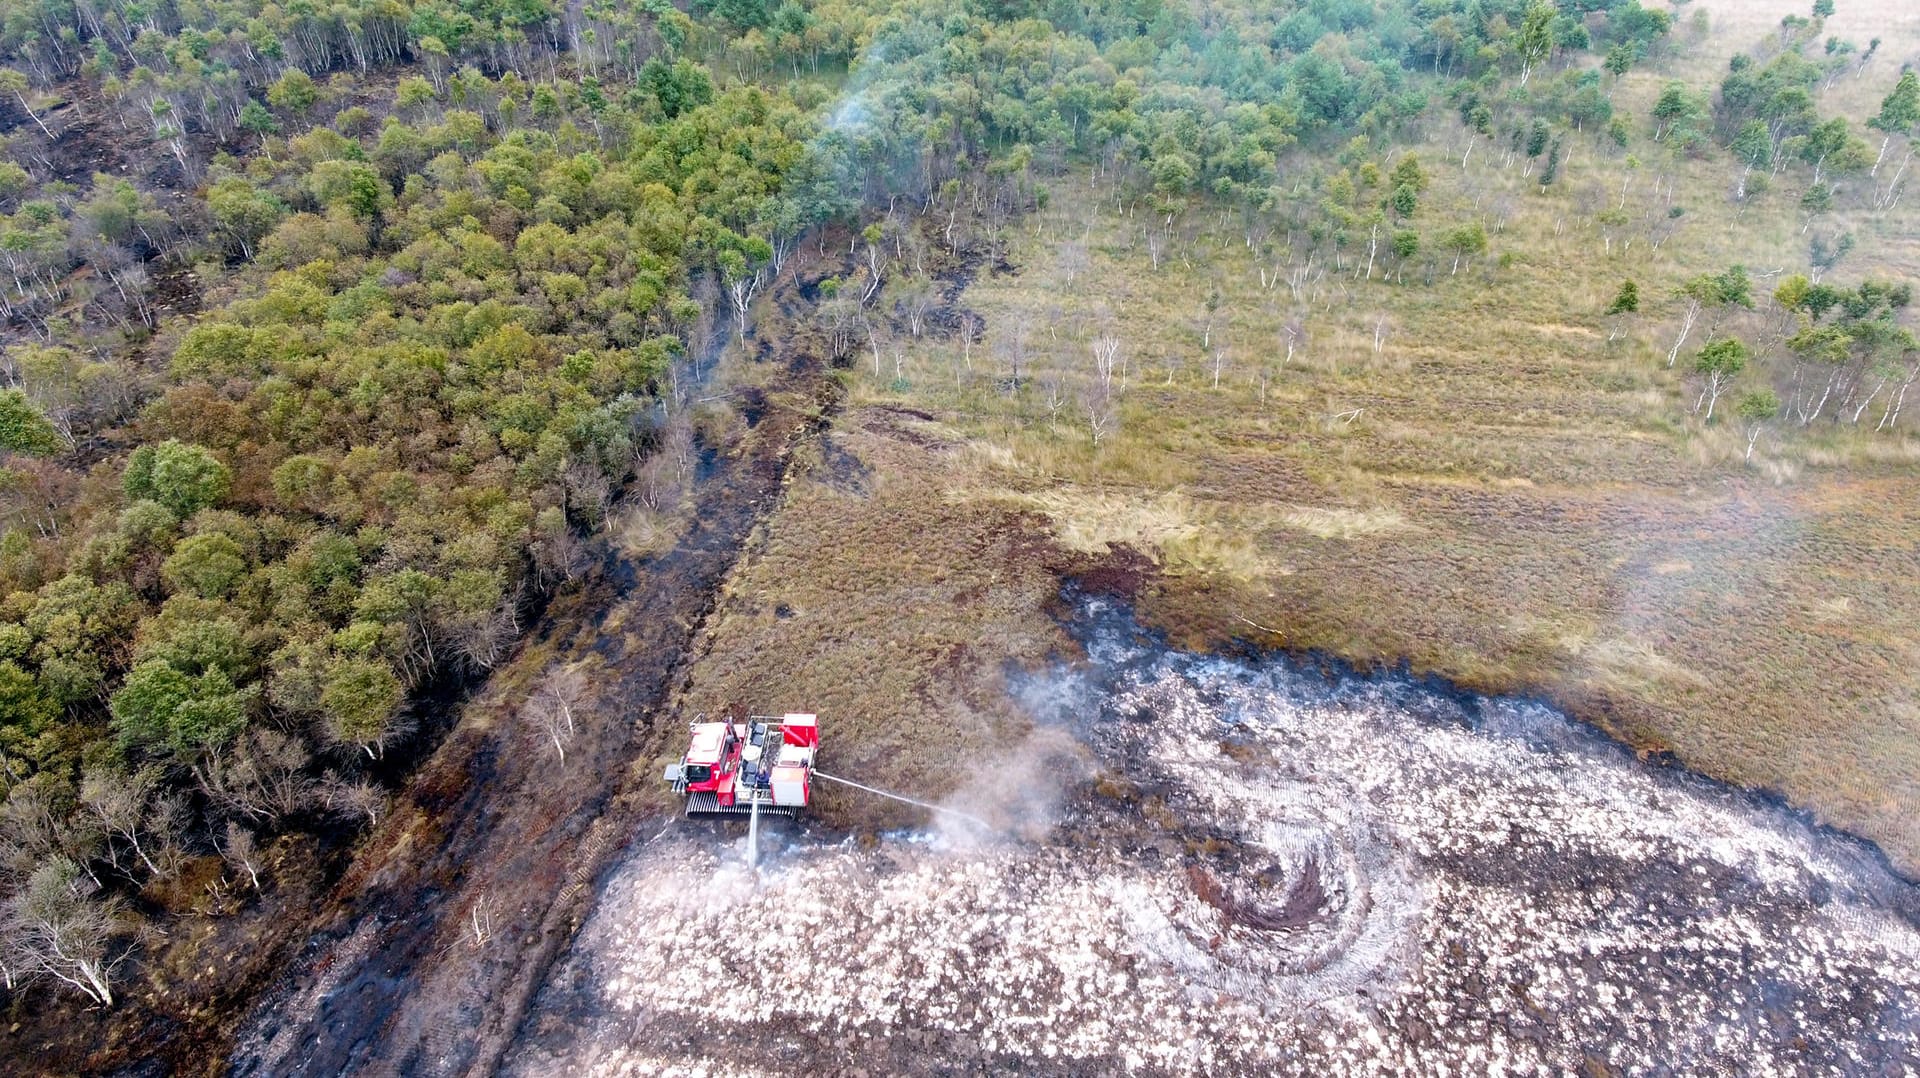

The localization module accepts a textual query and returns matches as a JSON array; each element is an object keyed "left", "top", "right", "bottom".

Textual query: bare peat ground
[{"left": 496, "top": 590, "right": 1920, "bottom": 1077}]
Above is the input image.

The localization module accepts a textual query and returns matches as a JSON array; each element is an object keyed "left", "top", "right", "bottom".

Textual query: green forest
[{"left": 0, "top": 0, "right": 1914, "bottom": 1053}]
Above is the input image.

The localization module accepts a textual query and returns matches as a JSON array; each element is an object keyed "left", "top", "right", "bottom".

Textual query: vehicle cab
[{"left": 680, "top": 721, "right": 746, "bottom": 805}]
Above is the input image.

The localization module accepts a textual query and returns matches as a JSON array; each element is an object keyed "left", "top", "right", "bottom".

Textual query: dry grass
[
  {"left": 665, "top": 406, "right": 1073, "bottom": 829},
  {"left": 816, "top": 11, "right": 1920, "bottom": 869},
  {"left": 613, "top": 505, "right": 686, "bottom": 559}
]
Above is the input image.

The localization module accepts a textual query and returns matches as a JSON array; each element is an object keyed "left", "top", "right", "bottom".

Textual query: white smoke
[{"left": 931, "top": 727, "right": 1090, "bottom": 848}]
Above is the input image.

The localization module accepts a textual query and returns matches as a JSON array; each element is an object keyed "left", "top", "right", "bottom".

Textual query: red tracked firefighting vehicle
[{"left": 662, "top": 712, "right": 816, "bottom": 817}]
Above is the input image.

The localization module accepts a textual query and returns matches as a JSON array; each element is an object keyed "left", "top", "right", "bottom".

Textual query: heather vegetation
[{"left": 0, "top": 0, "right": 1913, "bottom": 1059}]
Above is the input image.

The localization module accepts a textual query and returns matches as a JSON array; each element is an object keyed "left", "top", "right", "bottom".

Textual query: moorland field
[{"left": 3, "top": 0, "right": 1919, "bottom": 1068}]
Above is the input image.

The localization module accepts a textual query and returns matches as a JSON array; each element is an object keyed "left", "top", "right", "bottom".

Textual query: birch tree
[
  {"left": 1737, "top": 389, "right": 1780, "bottom": 462},
  {"left": 1281, "top": 316, "right": 1307, "bottom": 368},
  {"left": 534, "top": 665, "right": 585, "bottom": 738},
  {"left": 320, "top": 659, "right": 406, "bottom": 760},
  {"left": 1081, "top": 381, "right": 1117, "bottom": 449},
  {"left": 2, "top": 857, "right": 122, "bottom": 1005},
  {"left": 1512, "top": 1, "right": 1557, "bottom": 87},
  {"left": 0, "top": 69, "right": 55, "bottom": 140},
  {"left": 1669, "top": 269, "right": 1751, "bottom": 367},
  {"left": 1605, "top": 280, "right": 1639, "bottom": 342},
  {"left": 1692, "top": 338, "right": 1749, "bottom": 421},
  {"left": 1091, "top": 334, "right": 1122, "bottom": 392},
  {"left": 319, "top": 776, "right": 387, "bottom": 826},
  {"left": 530, "top": 664, "right": 587, "bottom": 764},
  {"left": 221, "top": 822, "right": 262, "bottom": 891},
  {"left": 1441, "top": 223, "right": 1486, "bottom": 274},
  {"left": 78, "top": 767, "right": 168, "bottom": 880},
  {"left": 1868, "top": 70, "right": 1919, "bottom": 177}
]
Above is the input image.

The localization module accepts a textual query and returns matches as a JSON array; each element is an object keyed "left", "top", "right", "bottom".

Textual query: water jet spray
[{"left": 813, "top": 771, "right": 993, "bottom": 831}]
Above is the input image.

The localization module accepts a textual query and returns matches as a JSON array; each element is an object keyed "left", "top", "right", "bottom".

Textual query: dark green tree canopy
[
  {"left": 125, "top": 441, "right": 232, "bottom": 519},
  {"left": 1606, "top": 280, "right": 1641, "bottom": 315},
  {"left": 0, "top": 389, "right": 61, "bottom": 455}
]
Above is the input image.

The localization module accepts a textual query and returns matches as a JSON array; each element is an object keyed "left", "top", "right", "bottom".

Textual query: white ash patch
[
  {"left": 504, "top": 600, "right": 1920, "bottom": 1075},
  {"left": 513, "top": 835, "right": 1344, "bottom": 1074}
]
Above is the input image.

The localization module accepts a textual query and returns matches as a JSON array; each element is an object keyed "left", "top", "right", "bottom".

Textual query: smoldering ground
[
  {"left": 500, "top": 595, "right": 1919, "bottom": 1076},
  {"left": 929, "top": 727, "right": 1090, "bottom": 847}
]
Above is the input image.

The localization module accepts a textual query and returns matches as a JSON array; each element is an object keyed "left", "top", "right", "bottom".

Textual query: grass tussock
[{"left": 614, "top": 505, "right": 687, "bottom": 560}]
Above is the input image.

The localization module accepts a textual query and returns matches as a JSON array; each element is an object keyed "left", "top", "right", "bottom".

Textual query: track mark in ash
[{"left": 502, "top": 593, "right": 1920, "bottom": 1076}]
